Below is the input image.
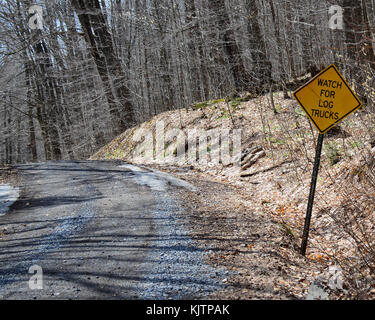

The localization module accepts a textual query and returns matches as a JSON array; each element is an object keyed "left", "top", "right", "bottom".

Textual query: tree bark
[
  {"left": 208, "top": 0, "right": 249, "bottom": 91},
  {"left": 245, "top": 0, "right": 272, "bottom": 92},
  {"left": 71, "top": 0, "right": 136, "bottom": 134}
]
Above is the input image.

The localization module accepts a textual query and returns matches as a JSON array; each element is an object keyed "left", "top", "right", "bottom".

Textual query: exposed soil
[
  {"left": 91, "top": 91, "right": 375, "bottom": 299},
  {"left": 145, "top": 164, "right": 322, "bottom": 299}
]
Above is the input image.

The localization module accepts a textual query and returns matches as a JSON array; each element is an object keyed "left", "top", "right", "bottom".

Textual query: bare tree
[{"left": 71, "top": 0, "right": 135, "bottom": 134}]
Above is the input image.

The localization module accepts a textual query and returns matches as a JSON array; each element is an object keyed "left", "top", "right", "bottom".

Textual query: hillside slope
[{"left": 91, "top": 92, "right": 375, "bottom": 299}]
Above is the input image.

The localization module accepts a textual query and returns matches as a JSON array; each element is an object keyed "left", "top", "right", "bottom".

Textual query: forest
[{"left": 0, "top": 0, "right": 374, "bottom": 164}]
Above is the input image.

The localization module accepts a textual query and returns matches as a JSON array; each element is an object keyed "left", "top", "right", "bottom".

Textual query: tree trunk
[
  {"left": 344, "top": 0, "right": 375, "bottom": 103},
  {"left": 269, "top": 0, "right": 289, "bottom": 98},
  {"left": 245, "top": 0, "right": 272, "bottom": 92},
  {"left": 208, "top": 0, "right": 248, "bottom": 91},
  {"left": 71, "top": 0, "right": 135, "bottom": 134}
]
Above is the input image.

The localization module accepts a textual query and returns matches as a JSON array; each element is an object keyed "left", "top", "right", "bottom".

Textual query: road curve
[{"left": 0, "top": 160, "right": 227, "bottom": 299}]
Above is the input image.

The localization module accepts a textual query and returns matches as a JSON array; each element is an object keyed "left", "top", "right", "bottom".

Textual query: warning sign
[{"left": 293, "top": 64, "right": 362, "bottom": 134}]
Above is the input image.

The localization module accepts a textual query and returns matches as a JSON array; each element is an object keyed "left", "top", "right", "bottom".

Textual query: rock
[
  {"left": 241, "top": 146, "right": 262, "bottom": 161},
  {"left": 327, "top": 265, "right": 345, "bottom": 292},
  {"left": 241, "top": 147, "right": 266, "bottom": 171},
  {"left": 306, "top": 279, "right": 329, "bottom": 300}
]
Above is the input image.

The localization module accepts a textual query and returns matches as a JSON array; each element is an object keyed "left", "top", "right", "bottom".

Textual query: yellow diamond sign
[{"left": 293, "top": 64, "right": 362, "bottom": 134}]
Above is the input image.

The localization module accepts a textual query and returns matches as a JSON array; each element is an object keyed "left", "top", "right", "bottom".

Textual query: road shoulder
[
  {"left": 148, "top": 165, "right": 323, "bottom": 299},
  {"left": 0, "top": 165, "right": 19, "bottom": 217}
]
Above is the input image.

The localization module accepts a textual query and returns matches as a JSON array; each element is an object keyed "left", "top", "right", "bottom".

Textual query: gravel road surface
[{"left": 0, "top": 160, "right": 227, "bottom": 299}]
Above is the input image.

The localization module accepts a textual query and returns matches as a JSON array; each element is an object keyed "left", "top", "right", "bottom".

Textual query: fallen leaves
[
  {"left": 0, "top": 228, "right": 7, "bottom": 239},
  {"left": 172, "top": 173, "right": 321, "bottom": 300},
  {"left": 307, "top": 252, "right": 329, "bottom": 262},
  {"left": 92, "top": 91, "right": 375, "bottom": 300}
]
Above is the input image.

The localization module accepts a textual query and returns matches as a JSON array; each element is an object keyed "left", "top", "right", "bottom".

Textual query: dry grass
[{"left": 91, "top": 90, "right": 375, "bottom": 299}]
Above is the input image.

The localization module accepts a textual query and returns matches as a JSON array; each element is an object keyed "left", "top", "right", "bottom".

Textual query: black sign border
[{"left": 293, "top": 64, "right": 362, "bottom": 134}]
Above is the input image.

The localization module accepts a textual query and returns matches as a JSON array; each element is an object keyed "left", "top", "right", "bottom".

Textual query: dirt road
[{"left": 0, "top": 161, "right": 226, "bottom": 299}]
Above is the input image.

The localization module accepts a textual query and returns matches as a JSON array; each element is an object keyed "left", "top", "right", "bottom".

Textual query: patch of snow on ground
[
  {"left": 120, "top": 164, "right": 197, "bottom": 192},
  {"left": 0, "top": 185, "right": 19, "bottom": 216}
]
